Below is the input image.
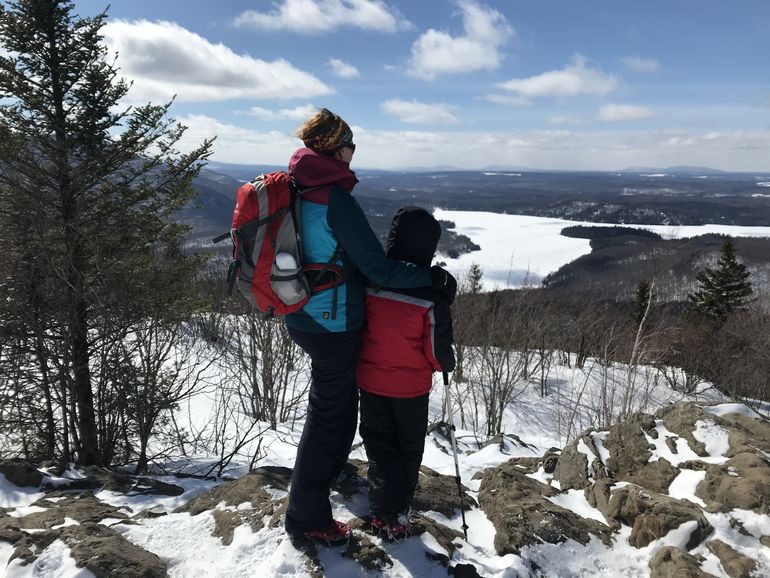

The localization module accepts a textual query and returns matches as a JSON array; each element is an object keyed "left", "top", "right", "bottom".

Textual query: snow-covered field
[
  {"left": 433, "top": 209, "right": 770, "bottom": 290},
  {"left": 5, "top": 344, "right": 770, "bottom": 578}
]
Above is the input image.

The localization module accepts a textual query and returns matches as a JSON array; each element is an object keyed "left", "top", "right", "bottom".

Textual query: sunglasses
[{"left": 335, "top": 142, "right": 356, "bottom": 153}]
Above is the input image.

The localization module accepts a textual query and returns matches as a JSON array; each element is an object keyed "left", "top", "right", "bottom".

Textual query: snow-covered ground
[
  {"left": 433, "top": 209, "right": 770, "bottom": 290},
  {"left": 5, "top": 345, "right": 770, "bottom": 578}
]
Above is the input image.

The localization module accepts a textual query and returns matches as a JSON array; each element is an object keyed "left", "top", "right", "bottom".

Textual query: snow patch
[
  {"left": 591, "top": 431, "right": 610, "bottom": 466},
  {"left": 5, "top": 539, "right": 97, "bottom": 578},
  {"left": 0, "top": 474, "right": 44, "bottom": 509},
  {"left": 644, "top": 420, "right": 727, "bottom": 466},
  {"left": 668, "top": 470, "right": 707, "bottom": 507},
  {"left": 703, "top": 403, "right": 760, "bottom": 418},
  {"left": 577, "top": 438, "right": 598, "bottom": 479},
  {"left": 693, "top": 420, "right": 730, "bottom": 457},
  {"left": 546, "top": 489, "right": 609, "bottom": 525}
]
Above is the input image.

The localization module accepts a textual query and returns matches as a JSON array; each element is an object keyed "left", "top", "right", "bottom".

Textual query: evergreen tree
[
  {"left": 633, "top": 280, "right": 652, "bottom": 327},
  {"left": 688, "top": 238, "right": 753, "bottom": 320},
  {"left": 468, "top": 262, "right": 484, "bottom": 294},
  {"left": 0, "top": 0, "right": 212, "bottom": 464}
]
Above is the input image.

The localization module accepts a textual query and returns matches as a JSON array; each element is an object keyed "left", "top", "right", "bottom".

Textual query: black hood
[{"left": 386, "top": 206, "right": 441, "bottom": 267}]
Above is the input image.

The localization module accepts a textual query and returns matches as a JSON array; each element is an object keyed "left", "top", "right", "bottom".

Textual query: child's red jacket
[{"left": 356, "top": 286, "right": 455, "bottom": 398}]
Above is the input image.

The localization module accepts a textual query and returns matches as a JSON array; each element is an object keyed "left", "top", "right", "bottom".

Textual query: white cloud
[
  {"left": 496, "top": 55, "right": 619, "bottom": 100},
  {"left": 407, "top": 0, "right": 513, "bottom": 79},
  {"left": 102, "top": 20, "right": 332, "bottom": 102},
  {"left": 174, "top": 115, "right": 770, "bottom": 172},
  {"left": 381, "top": 99, "right": 458, "bottom": 124},
  {"left": 622, "top": 55, "right": 660, "bottom": 73},
  {"left": 483, "top": 93, "right": 530, "bottom": 107},
  {"left": 233, "top": 0, "right": 410, "bottom": 34},
  {"left": 247, "top": 105, "right": 319, "bottom": 121},
  {"left": 177, "top": 115, "right": 299, "bottom": 165},
  {"left": 328, "top": 58, "right": 360, "bottom": 78},
  {"left": 598, "top": 104, "right": 655, "bottom": 122}
]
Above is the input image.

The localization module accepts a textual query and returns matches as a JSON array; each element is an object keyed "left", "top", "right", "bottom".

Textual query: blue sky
[{"left": 67, "top": 0, "right": 770, "bottom": 171}]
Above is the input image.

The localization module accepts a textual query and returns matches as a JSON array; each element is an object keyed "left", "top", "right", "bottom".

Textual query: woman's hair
[{"left": 294, "top": 108, "right": 353, "bottom": 154}]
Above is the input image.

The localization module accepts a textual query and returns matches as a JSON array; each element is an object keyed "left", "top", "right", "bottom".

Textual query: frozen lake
[{"left": 433, "top": 209, "right": 770, "bottom": 290}]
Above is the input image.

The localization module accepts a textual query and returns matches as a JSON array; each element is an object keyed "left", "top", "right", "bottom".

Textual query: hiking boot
[
  {"left": 370, "top": 514, "right": 412, "bottom": 541},
  {"left": 304, "top": 520, "right": 352, "bottom": 546}
]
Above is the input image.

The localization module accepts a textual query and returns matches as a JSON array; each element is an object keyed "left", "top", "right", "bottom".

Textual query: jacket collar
[{"left": 288, "top": 147, "right": 358, "bottom": 191}]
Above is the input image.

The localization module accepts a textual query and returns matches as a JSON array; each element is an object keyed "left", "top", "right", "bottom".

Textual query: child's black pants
[{"left": 359, "top": 388, "right": 429, "bottom": 519}]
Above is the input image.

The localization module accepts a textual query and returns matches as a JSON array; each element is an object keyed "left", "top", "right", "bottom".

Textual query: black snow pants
[
  {"left": 284, "top": 327, "right": 360, "bottom": 535},
  {"left": 359, "top": 388, "right": 429, "bottom": 519}
]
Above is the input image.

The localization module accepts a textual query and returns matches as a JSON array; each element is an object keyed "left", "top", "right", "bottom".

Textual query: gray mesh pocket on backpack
[{"left": 270, "top": 212, "right": 309, "bottom": 306}]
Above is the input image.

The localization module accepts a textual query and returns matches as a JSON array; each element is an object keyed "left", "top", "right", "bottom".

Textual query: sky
[{"left": 61, "top": 0, "right": 770, "bottom": 171}]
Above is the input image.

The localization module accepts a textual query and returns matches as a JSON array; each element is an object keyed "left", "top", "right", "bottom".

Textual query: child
[{"left": 356, "top": 206, "right": 456, "bottom": 541}]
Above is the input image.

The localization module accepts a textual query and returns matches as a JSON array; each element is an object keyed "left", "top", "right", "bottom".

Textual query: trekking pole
[{"left": 443, "top": 371, "right": 469, "bottom": 541}]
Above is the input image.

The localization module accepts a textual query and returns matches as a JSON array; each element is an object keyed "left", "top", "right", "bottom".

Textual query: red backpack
[{"left": 214, "top": 172, "right": 344, "bottom": 316}]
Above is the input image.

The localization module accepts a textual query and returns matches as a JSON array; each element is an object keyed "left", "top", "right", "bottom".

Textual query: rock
[
  {"left": 706, "top": 539, "right": 756, "bottom": 578},
  {"left": 760, "top": 535, "right": 770, "bottom": 548},
  {"left": 332, "top": 460, "right": 368, "bottom": 499},
  {"left": 478, "top": 460, "right": 612, "bottom": 556},
  {"left": 0, "top": 460, "right": 43, "bottom": 488},
  {"left": 11, "top": 523, "right": 166, "bottom": 577},
  {"left": 175, "top": 466, "right": 291, "bottom": 516},
  {"left": 449, "top": 562, "right": 484, "bottom": 577},
  {"left": 503, "top": 450, "right": 559, "bottom": 475},
  {"left": 341, "top": 533, "right": 392, "bottom": 571},
  {"left": 710, "top": 411, "right": 770, "bottom": 457},
  {"left": 623, "top": 459, "right": 680, "bottom": 495},
  {"left": 411, "top": 466, "right": 478, "bottom": 518},
  {"left": 605, "top": 485, "right": 712, "bottom": 549},
  {"left": 1, "top": 494, "right": 127, "bottom": 531},
  {"left": 696, "top": 452, "right": 770, "bottom": 514},
  {"left": 39, "top": 465, "right": 184, "bottom": 496},
  {"left": 554, "top": 433, "right": 594, "bottom": 490},
  {"left": 412, "top": 512, "right": 463, "bottom": 555},
  {"left": 174, "top": 467, "right": 290, "bottom": 543},
  {"left": 655, "top": 404, "right": 710, "bottom": 456},
  {"left": 649, "top": 546, "right": 712, "bottom": 578},
  {"left": 602, "top": 412, "right": 657, "bottom": 479},
  {"left": 211, "top": 509, "right": 267, "bottom": 546},
  {"left": 584, "top": 479, "right": 619, "bottom": 530}
]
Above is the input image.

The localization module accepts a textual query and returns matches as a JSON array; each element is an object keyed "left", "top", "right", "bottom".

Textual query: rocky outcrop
[
  {"left": 0, "top": 493, "right": 128, "bottom": 531},
  {"left": 554, "top": 432, "right": 605, "bottom": 490},
  {"left": 604, "top": 485, "right": 712, "bottom": 549},
  {"left": 706, "top": 539, "right": 757, "bottom": 578},
  {"left": 478, "top": 459, "right": 612, "bottom": 555},
  {"left": 174, "top": 466, "right": 291, "bottom": 544},
  {"left": 412, "top": 466, "right": 478, "bottom": 517},
  {"left": 0, "top": 460, "right": 43, "bottom": 488},
  {"left": 9, "top": 522, "right": 167, "bottom": 577},
  {"left": 40, "top": 465, "right": 184, "bottom": 496},
  {"left": 655, "top": 404, "right": 710, "bottom": 456},
  {"left": 697, "top": 452, "right": 770, "bottom": 514},
  {"left": 603, "top": 412, "right": 658, "bottom": 479},
  {"left": 649, "top": 546, "right": 711, "bottom": 578}
]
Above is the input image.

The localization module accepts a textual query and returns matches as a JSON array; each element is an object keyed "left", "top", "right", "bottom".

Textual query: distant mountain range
[{"left": 621, "top": 165, "right": 728, "bottom": 175}]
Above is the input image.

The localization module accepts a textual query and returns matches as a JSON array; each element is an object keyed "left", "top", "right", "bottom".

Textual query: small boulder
[
  {"left": 479, "top": 460, "right": 612, "bottom": 556},
  {"left": 605, "top": 485, "right": 712, "bottom": 549},
  {"left": 175, "top": 466, "right": 291, "bottom": 516},
  {"left": 411, "top": 466, "right": 478, "bottom": 518},
  {"left": 649, "top": 546, "right": 711, "bottom": 578},
  {"left": 706, "top": 539, "right": 757, "bottom": 578},
  {"left": 10, "top": 522, "right": 166, "bottom": 577},
  {"left": 0, "top": 460, "right": 43, "bottom": 488},
  {"left": 654, "top": 404, "right": 710, "bottom": 456},
  {"left": 623, "top": 459, "right": 680, "bottom": 495},
  {"left": 603, "top": 412, "right": 657, "bottom": 479},
  {"left": 696, "top": 452, "right": 770, "bottom": 514}
]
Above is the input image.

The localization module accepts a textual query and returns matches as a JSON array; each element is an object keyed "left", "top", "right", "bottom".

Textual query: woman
[{"left": 283, "top": 108, "right": 455, "bottom": 545}]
